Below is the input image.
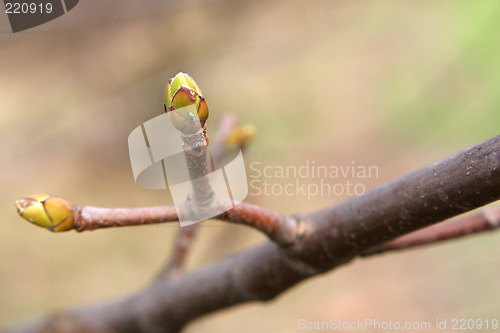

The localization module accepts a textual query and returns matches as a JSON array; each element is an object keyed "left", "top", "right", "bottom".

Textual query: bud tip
[{"left": 15, "top": 194, "right": 75, "bottom": 232}]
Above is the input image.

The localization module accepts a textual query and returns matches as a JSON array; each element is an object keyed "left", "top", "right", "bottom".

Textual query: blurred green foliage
[{"left": 382, "top": 1, "right": 500, "bottom": 146}]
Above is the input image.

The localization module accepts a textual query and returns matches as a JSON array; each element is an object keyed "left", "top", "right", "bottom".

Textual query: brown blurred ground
[{"left": 1, "top": 1, "right": 499, "bottom": 332}]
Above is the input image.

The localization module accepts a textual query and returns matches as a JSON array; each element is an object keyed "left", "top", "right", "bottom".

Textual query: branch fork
[{"left": 9, "top": 72, "right": 500, "bottom": 333}]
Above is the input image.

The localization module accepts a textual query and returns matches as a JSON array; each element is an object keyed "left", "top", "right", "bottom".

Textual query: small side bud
[
  {"left": 15, "top": 194, "right": 75, "bottom": 232},
  {"left": 226, "top": 124, "right": 256, "bottom": 149}
]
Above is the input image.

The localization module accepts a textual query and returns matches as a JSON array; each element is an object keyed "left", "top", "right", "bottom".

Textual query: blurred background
[{"left": 1, "top": 0, "right": 499, "bottom": 332}]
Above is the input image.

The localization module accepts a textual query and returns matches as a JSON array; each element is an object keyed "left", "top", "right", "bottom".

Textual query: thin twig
[
  {"left": 74, "top": 205, "right": 180, "bottom": 231},
  {"left": 72, "top": 201, "right": 297, "bottom": 245},
  {"left": 362, "top": 207, "right": 500, "bottom": 256},
  {"left": 181, "top": 127, "right": 215, "bottom": 212},
  {"left": 156, "top": 224, "right": 200, "bottom": 279},
  {"left": 156, "top": 114, "right": 252, "bottom": 278},
  {"left": 217, "top": 199, "right": 299, "bottom": 245}
]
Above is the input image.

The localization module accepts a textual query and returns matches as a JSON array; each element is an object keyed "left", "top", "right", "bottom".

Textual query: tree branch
[
  {"left": 72, "top": 200, "right": 298, "bottom": 245},
  {"left": 74, "top": 205, "right": 180, "bottom": 231},
  {"left": 361, "top": 207, "right": 500, "bottom": 256},
  {"left": 217, "top": 200, "right": 299, "bottom": 244},
  {"left": 8, "top": 135, "right": 500, "bottom": 333},
  {"left": 156, "top": 224, "right": 200, "bottom": 279},
  {"left": 155, "top": 114, "right": 255, "bottom": 278},
  {"left": 297, "top": 135, "right": 500, "bottom": 270}
]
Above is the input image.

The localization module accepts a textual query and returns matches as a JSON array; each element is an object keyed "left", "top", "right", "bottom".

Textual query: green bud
[
  {"left": 15, "top": 194, "right": 75, "bottom": 232},
  {"left": 164, "top": 72, "right": 209, "bottom": 134}
]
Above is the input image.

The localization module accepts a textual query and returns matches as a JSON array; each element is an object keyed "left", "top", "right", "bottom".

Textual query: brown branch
[
  {"left": 156, "top": 224, "right": 200, "bottom": 279},
  {"left": 180, "top": 127, "right": 215, "bottom": 213},
  {"left": 362, "top": 207, "right": 500, "bottom": 256},
  {"left": 74, "top": 205, "right": 179, "bottom": 231},
  {"left": 153, "top": 189, "right": 276, "bottom": 281},
  {"left": 216, "top": 200, "right": 299, "bottom": 245},
  {"left": 72, "top": 201, "right": 296, "bottom": 244},
  {"left": 7, "top": 135, "right": 500, "bottom": 333},
  {"left": 155, "top": 114, "right": 254, "bottom": 278},
  {"left": 295, "top": 135, "right": 500, "bottom": 270}
]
